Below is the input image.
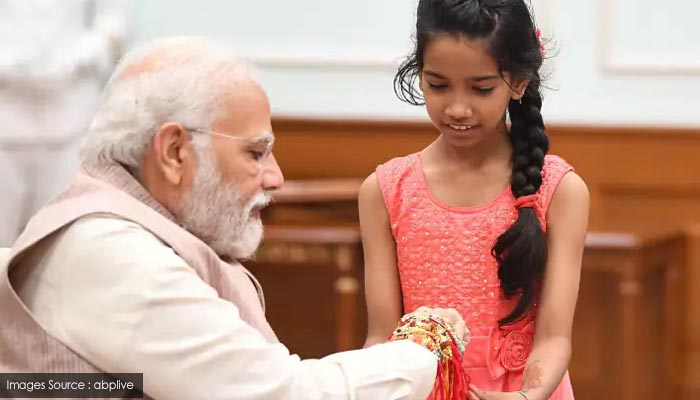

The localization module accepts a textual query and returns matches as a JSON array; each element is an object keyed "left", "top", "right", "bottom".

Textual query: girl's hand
[{"left": 469, "top": 384, "right": 530, "bottom": 400}]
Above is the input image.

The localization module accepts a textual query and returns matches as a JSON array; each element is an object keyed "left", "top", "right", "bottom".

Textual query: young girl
[{"left": 359, "top": 1, "right": 589, "bottom": 399}]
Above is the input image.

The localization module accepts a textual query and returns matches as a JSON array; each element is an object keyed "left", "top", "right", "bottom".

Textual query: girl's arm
[
  {"left": 518, "top": 171, "right": 590, "bottom": 399},
  {"left": 359, "top": 172, "right": 404, "bottom": 348},
  {"left": 472, "top": 171, "right": 589, "bottom": 400}
]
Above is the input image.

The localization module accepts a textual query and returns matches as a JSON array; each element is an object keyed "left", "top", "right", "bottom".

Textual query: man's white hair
[{"left": 80, "top": 36, "right": 260, "bottom": 168}]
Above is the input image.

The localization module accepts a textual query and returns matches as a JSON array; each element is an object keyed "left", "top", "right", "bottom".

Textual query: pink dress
[{"left": 376, "top": 152, "right": 575, "bottom": 399}]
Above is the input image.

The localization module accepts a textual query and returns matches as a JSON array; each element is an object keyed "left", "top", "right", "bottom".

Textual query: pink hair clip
[{"left": 535, "top": 29, "right": 546, "bottom": 58}]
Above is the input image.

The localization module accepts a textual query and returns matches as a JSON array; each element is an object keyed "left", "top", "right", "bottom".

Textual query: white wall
[{"left": 130, "top": 0, "right": 700, "bottom": 127}]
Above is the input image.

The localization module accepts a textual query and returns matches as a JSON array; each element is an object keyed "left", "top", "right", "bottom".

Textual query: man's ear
[
  {"left": 151, "top": 123, "right": 192, "bottom": 186},
  {"left": 511, "top": 78, "right": 531, "bottom": 101}
]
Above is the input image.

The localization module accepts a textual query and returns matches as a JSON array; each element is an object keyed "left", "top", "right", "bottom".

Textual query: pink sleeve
[
  {"left": 375, "top": 160, "right": 400, "bottom": 236},
  {"left": 374, "top": 155, "right": 415, "bottom": 238},
  {"left": 538, "top": 155, "right": 575, "bottom": 220}
]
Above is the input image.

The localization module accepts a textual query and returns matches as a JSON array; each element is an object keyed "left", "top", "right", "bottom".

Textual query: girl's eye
[
  {"left": 428, "top": 82, "right": 448, "bottom": 90},
  {"left": 474, "top": 87, "right": 494, "bottom": 94}
]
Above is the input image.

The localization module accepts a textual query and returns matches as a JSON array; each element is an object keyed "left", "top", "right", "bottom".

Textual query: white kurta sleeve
[{"left": 18, "top": 215, "right": 437, "bottom": 400}]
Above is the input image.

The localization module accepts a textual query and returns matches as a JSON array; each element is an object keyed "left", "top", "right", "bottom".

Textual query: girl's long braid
[{"left": 493, "top": 75, "right": 549, "bottom": 325}]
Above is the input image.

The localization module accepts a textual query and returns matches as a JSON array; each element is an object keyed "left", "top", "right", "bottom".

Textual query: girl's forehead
[{"left": 423, "top": 35, "right": 499, "bottom": 76}]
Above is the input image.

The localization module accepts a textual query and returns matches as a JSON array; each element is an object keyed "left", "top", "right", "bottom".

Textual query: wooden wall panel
[
  {"left": 569, "top": 269, "right": 621, "bottom": 399},
  {"left": 677, "top": 226, "right": 700, "bottom": 397},
  {"left": 599, "top": 186, "right": 700, "bottom": 234},
  {"left": 271, "top": 118, "right": 700, "bottom": 234}
]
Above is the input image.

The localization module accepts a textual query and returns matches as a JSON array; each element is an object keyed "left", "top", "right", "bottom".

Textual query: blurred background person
[{"left": 0, "top": 0, "right": 133, "bottom": 246}]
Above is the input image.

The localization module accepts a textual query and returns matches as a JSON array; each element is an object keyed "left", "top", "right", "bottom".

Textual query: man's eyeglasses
[{"left": 186, "top": 127, "right": 274, "bottom": 171}]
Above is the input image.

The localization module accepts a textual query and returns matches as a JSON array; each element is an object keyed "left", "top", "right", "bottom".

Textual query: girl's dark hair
[{"left": 395, "top": 0, "right": 549, "bottom": 326}]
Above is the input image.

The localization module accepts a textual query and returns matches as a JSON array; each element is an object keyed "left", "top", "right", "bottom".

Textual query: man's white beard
[{"left": 175, "top": 147, "right": 271, "bottom": 260}]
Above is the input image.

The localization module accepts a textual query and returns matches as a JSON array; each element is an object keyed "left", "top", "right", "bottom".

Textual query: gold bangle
[{"left": 517, "top": 390, "right": 531, "bottom": 400}]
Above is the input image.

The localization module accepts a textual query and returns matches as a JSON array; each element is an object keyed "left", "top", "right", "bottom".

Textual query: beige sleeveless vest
[{"left": 0, "top": 161, "right": 278, "bottom": 395}]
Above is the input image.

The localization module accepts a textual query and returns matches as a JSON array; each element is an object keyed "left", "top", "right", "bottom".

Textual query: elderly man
[{"left": 0, "top": 37, "right": 468, "bottom": 399}]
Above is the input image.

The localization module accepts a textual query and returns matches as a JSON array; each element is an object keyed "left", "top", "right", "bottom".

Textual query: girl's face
[{"left": 419, "top": 34, "right": 527, "bottom": 148}]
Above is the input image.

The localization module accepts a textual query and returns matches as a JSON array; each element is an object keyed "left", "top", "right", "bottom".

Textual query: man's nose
[{"left": 261, "top": 153, "right": 284, "bottom": 191}]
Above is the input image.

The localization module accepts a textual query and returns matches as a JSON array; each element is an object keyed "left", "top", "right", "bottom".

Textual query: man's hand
[{"left": 409, "top": 306, "right": 470, "bottom": 344}]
